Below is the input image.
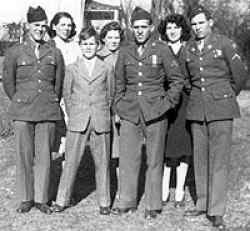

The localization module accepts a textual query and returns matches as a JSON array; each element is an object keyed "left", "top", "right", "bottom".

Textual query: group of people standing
[{"left": 2, "top": 4, "right": 248, "bottom": 231}]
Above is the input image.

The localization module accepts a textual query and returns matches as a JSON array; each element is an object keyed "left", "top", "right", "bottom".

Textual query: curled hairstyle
[
  {"left": 99, "top": 21, "right": 124, "bottom": 44},
  {"left": 49, "top": 12, "right": 76, "bottom": 39},
  {"left": 78, "top": 26, "right": 99, "bottom": 44},
  {"left": 158, "top": 14, "right": 191, "bottom": 42}
]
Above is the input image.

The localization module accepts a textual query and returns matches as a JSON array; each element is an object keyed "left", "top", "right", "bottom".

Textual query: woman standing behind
[
  {"left": 49, "top": 12, "right": 81, "bottom": 155},
  {"left": 158, "top": 14, "right": 192, "bottom": 208},
  {"left": 98, "top": 21, "right": 124, "bottom": 178}
]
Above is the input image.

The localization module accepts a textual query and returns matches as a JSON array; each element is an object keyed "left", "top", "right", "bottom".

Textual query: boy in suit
[{"left": 52, "top": 26, "right": 112, "bottom": 215}]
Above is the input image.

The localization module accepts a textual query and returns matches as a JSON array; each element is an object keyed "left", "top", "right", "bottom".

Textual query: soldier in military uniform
[
  {"left": 111, "top": 7, "right": 185, "bottom": 219},
  {"left": 2, "top": 6, "right": 64, "bottom": 214},
  {"left": 183, "top": 6, "right": 248, "bottom": 230}
]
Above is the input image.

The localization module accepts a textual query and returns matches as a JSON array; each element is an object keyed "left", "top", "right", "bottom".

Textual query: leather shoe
[
  {"left": 144, "top": 209, "right": 161, "bottom": 219},
  {"left": 111, "top": 207, "right": 136, "bottom": 215},
  {"left": 212, "top": 216, "right": 226, "bottom": 230},
  {"left": 35, "top": 202, "right": 52, "bottom": 215},
  {"left": 162, "top": 195, "right": 170, "bottom": 206},
  {"left": 16, "top": 201, "right": 34, "bottom": 213},
  {"left": 174, "top": 197, "right": 185, "bottom": 208},
  {"left": 99, "top": 206, "right": 111, "bottom": 215},
  {"left": 184, "top": 209, "right": 206, "bottom": 217},
  {"left": 51, "top": 203, "right": 66, "bottom": 213}
]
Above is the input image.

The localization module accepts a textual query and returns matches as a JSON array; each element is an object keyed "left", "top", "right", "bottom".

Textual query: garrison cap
[
  {"left": 131, "top": 7, "right": 152, "bottom": 24},
  {"left": 27, "top": 6, "right": 47, "bottom": 23},
  {"left": 189, "top": 5, "right": 212, "bottom": 21}
]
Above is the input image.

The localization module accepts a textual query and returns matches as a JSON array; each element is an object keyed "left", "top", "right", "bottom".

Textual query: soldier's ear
[{"left": 208, "top": 19, "right": 214, "bottom": 27}]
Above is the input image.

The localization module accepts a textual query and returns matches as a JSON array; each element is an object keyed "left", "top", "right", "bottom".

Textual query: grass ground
[{"left": 0, "top": 84, "right": 250, "bottom": 231}]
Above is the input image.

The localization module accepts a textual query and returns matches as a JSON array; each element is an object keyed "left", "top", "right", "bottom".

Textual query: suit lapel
[
  {"left": 89, "top": 58, "right": 106, "bottom": 83},
  {"left": 23, "top": 40, "right": 36, "bottom": 59},
  {"left": 39, "top": 42, "right": 52, "bottom": 59},
  {"left": 77, "top": 58, "right": 92, "bottom": 82}
]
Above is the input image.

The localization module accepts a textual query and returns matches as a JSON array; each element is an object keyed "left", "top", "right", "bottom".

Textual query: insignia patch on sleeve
[{"left": 232, "top": 53, "right": 241, "bottom": 60}]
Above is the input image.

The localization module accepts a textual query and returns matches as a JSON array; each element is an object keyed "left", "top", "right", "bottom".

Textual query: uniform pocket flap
[
  {"left": 212, "top": 88, "right": 234, "bottom": 100},
  {"left": 12, "top": 91, "right": 37, "bottom": 103},
  {"left": 17, "top": 59, "right": 33, "bottom": 66}
]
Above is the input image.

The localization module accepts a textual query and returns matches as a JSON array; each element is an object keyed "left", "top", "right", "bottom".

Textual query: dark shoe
[
  {"left": 174, "top": 197, "right": 185, "bottom": 208},
  {"left": 16, "top": 201, "right": 34, "bottom": 213},
  {"left": 99, "top": 206, "right": 111, "bottom": 215},
  {"left": 162, "top": 195, "right": 170, "bottom": 206},
  {"left": 144, "top": 209, "right": 161, "bottom": 219},
  {"left": 212, "top": 216, "right": 226, "bottom": 231},
  {"left": 184, "top": 209, "right": 206, "bottom": 217},
  {"left": 51, "top": 203, "right": 66, "bottom": 213},
  {"left": 35, "top": 202, "right": 52, "bottom": 215},
  {"left": 111, "top": 207, "right": 136, "bottom": 215}
]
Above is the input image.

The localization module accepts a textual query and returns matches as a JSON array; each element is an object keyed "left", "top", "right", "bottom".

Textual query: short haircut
[
  {"left": 49, "top": 12, "right": 76, "bottom": 39},
  {"left": 189, "top": 5, "right": 212, "bottom": 21},
  {"left": 158, "top": 14, "right": 191, "bottom": 42},
  {"left": 99, "top": 21, "right": 124, "bottom": 44},
  {"left": 78, "top": 26, "right": 99, "bottom": 43}
]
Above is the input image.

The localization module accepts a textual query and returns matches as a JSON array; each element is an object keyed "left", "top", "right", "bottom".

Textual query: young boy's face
[{"left": 79, "top": 36, "right": 98, "bottom": 59}]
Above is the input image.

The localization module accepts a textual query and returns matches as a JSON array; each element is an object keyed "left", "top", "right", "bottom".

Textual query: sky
[
  {"left": 0, "top": 0, "right": 122, "bottom": 23},
  {"left": 0, "top": 0, "right": 151, "bottom": 24}
]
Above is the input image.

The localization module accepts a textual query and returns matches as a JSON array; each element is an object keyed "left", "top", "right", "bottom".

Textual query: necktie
[
  {"left": 137, "top": 45, "right": 144, "bottom": 56},
  {"left": 197, "top": 40, "right": 204, "bottom": 52},
  {"left": 35, "top": 44, "right": 40, "bottom": 59}
]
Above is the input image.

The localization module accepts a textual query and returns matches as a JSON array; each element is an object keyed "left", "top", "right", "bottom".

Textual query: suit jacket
[
  {"left": 3, "top": 38, "right": 65, "bottom": 121},
  {"left": 97, "top": 47, "right": 117, "bottom": 106},
  {"left": 184, "top": 33, "right": 248, "bottom": 121},
  {"left": 63, "top": 57, "right": 112, "bottom": 133},
  {"left": 114, "top": 38, "right": 185, "bottom": 124}
]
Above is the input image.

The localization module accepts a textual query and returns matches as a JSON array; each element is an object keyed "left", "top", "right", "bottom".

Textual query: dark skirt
[{"left": 165, "top": 92, "right": 192, "bottom": 167}]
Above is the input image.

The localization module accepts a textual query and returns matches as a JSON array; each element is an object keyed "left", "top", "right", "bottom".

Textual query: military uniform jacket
[
  {"left": 114, "top": 38, "right": 185, "bottom": 124},
  {"left": 184, "top": 33, "right": 248, "bottom": 122},
  {"left": 3, "top": 38, "right": 65, "bottom": 121},
  {"left": 63, "top": 57, "right": 112, "bottom": 133}
]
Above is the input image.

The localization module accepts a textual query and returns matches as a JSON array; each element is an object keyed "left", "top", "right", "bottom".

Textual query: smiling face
[
  {"left": 191, "top": 13, "right": 213, "bottom": 40},
  {"left": 28, "top": 20, "right": 47, "bottom": 42},
  {"left": 53, "top": 16, "right": 73, "bottom": 41},
  {"left": 103, "top": 30, "right": 121, "bottom": 52},
  {"left": 165, "top": 22, "right": 182, "bottom": 43},
  {"left": 132, "top": 19, "right": 152, "bottom": 44},
  {"left": 79, "top": 36, "right": 98, "bottom": 59}
]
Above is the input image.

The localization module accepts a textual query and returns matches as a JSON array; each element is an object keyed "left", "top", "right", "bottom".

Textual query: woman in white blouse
[{"left": 49, "top": 12, "right": 81, "bottom": 155}]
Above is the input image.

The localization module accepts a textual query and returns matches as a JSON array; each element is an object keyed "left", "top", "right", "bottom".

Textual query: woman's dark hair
[
  {"left": 78, "top": 26, "right": 99, "bottom": 43},
  {"left": 158, "top": 14, "right": 191, "bottom": 42},
  {"left": 49, "top": 12, "right": 76, "bottom": 39},
  {"left": 99, "top": 21, "right": 124, "bottom": 44}
]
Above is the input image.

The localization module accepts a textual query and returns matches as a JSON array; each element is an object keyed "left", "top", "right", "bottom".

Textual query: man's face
[
  {"left": 79, "top": 36, "right": 98, "bottom": 59},
  {"left": 191, "top": 13, "right": 213, "bottom": 39},
  {"left": 28, "top": 20, "right": 47, "bottom": 42},
  {"left": 103, "top": 30, "right": 121, "bottom": 52},
  {"left": 132, "top": 19, "right": 152, "bottom": 44}
]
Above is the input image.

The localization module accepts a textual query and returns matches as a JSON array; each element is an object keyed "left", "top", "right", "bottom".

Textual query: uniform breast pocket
[
  {"left": 12, "top": 91, "right": 37, "bottom": 104},
  {"left": 212, "top": 86, "right": 235, "bottom": 100},
  {"left": 16, "top": 59, "right": 34, "bottom": 79},
  {"left": 42, "top": 56, "right": 57, "bottom": 79}
]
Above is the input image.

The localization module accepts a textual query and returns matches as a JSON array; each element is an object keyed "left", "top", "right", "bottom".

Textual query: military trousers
[
  {"left": 14, "top": 120, "right": 55, "bottom": 203},
  {"left": 56, "top": 121, "right": 110, "bottom": 207},
  {"left": 117, "top": 117, "right": 167, "bottom": 210},
  {"left": 191, "top": 119, "right": 233, "bottom": 216}
]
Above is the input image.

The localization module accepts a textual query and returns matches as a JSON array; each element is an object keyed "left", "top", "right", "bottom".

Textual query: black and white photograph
[{"left": 0, "top": 0, "right": 250, "bottom": 230}]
